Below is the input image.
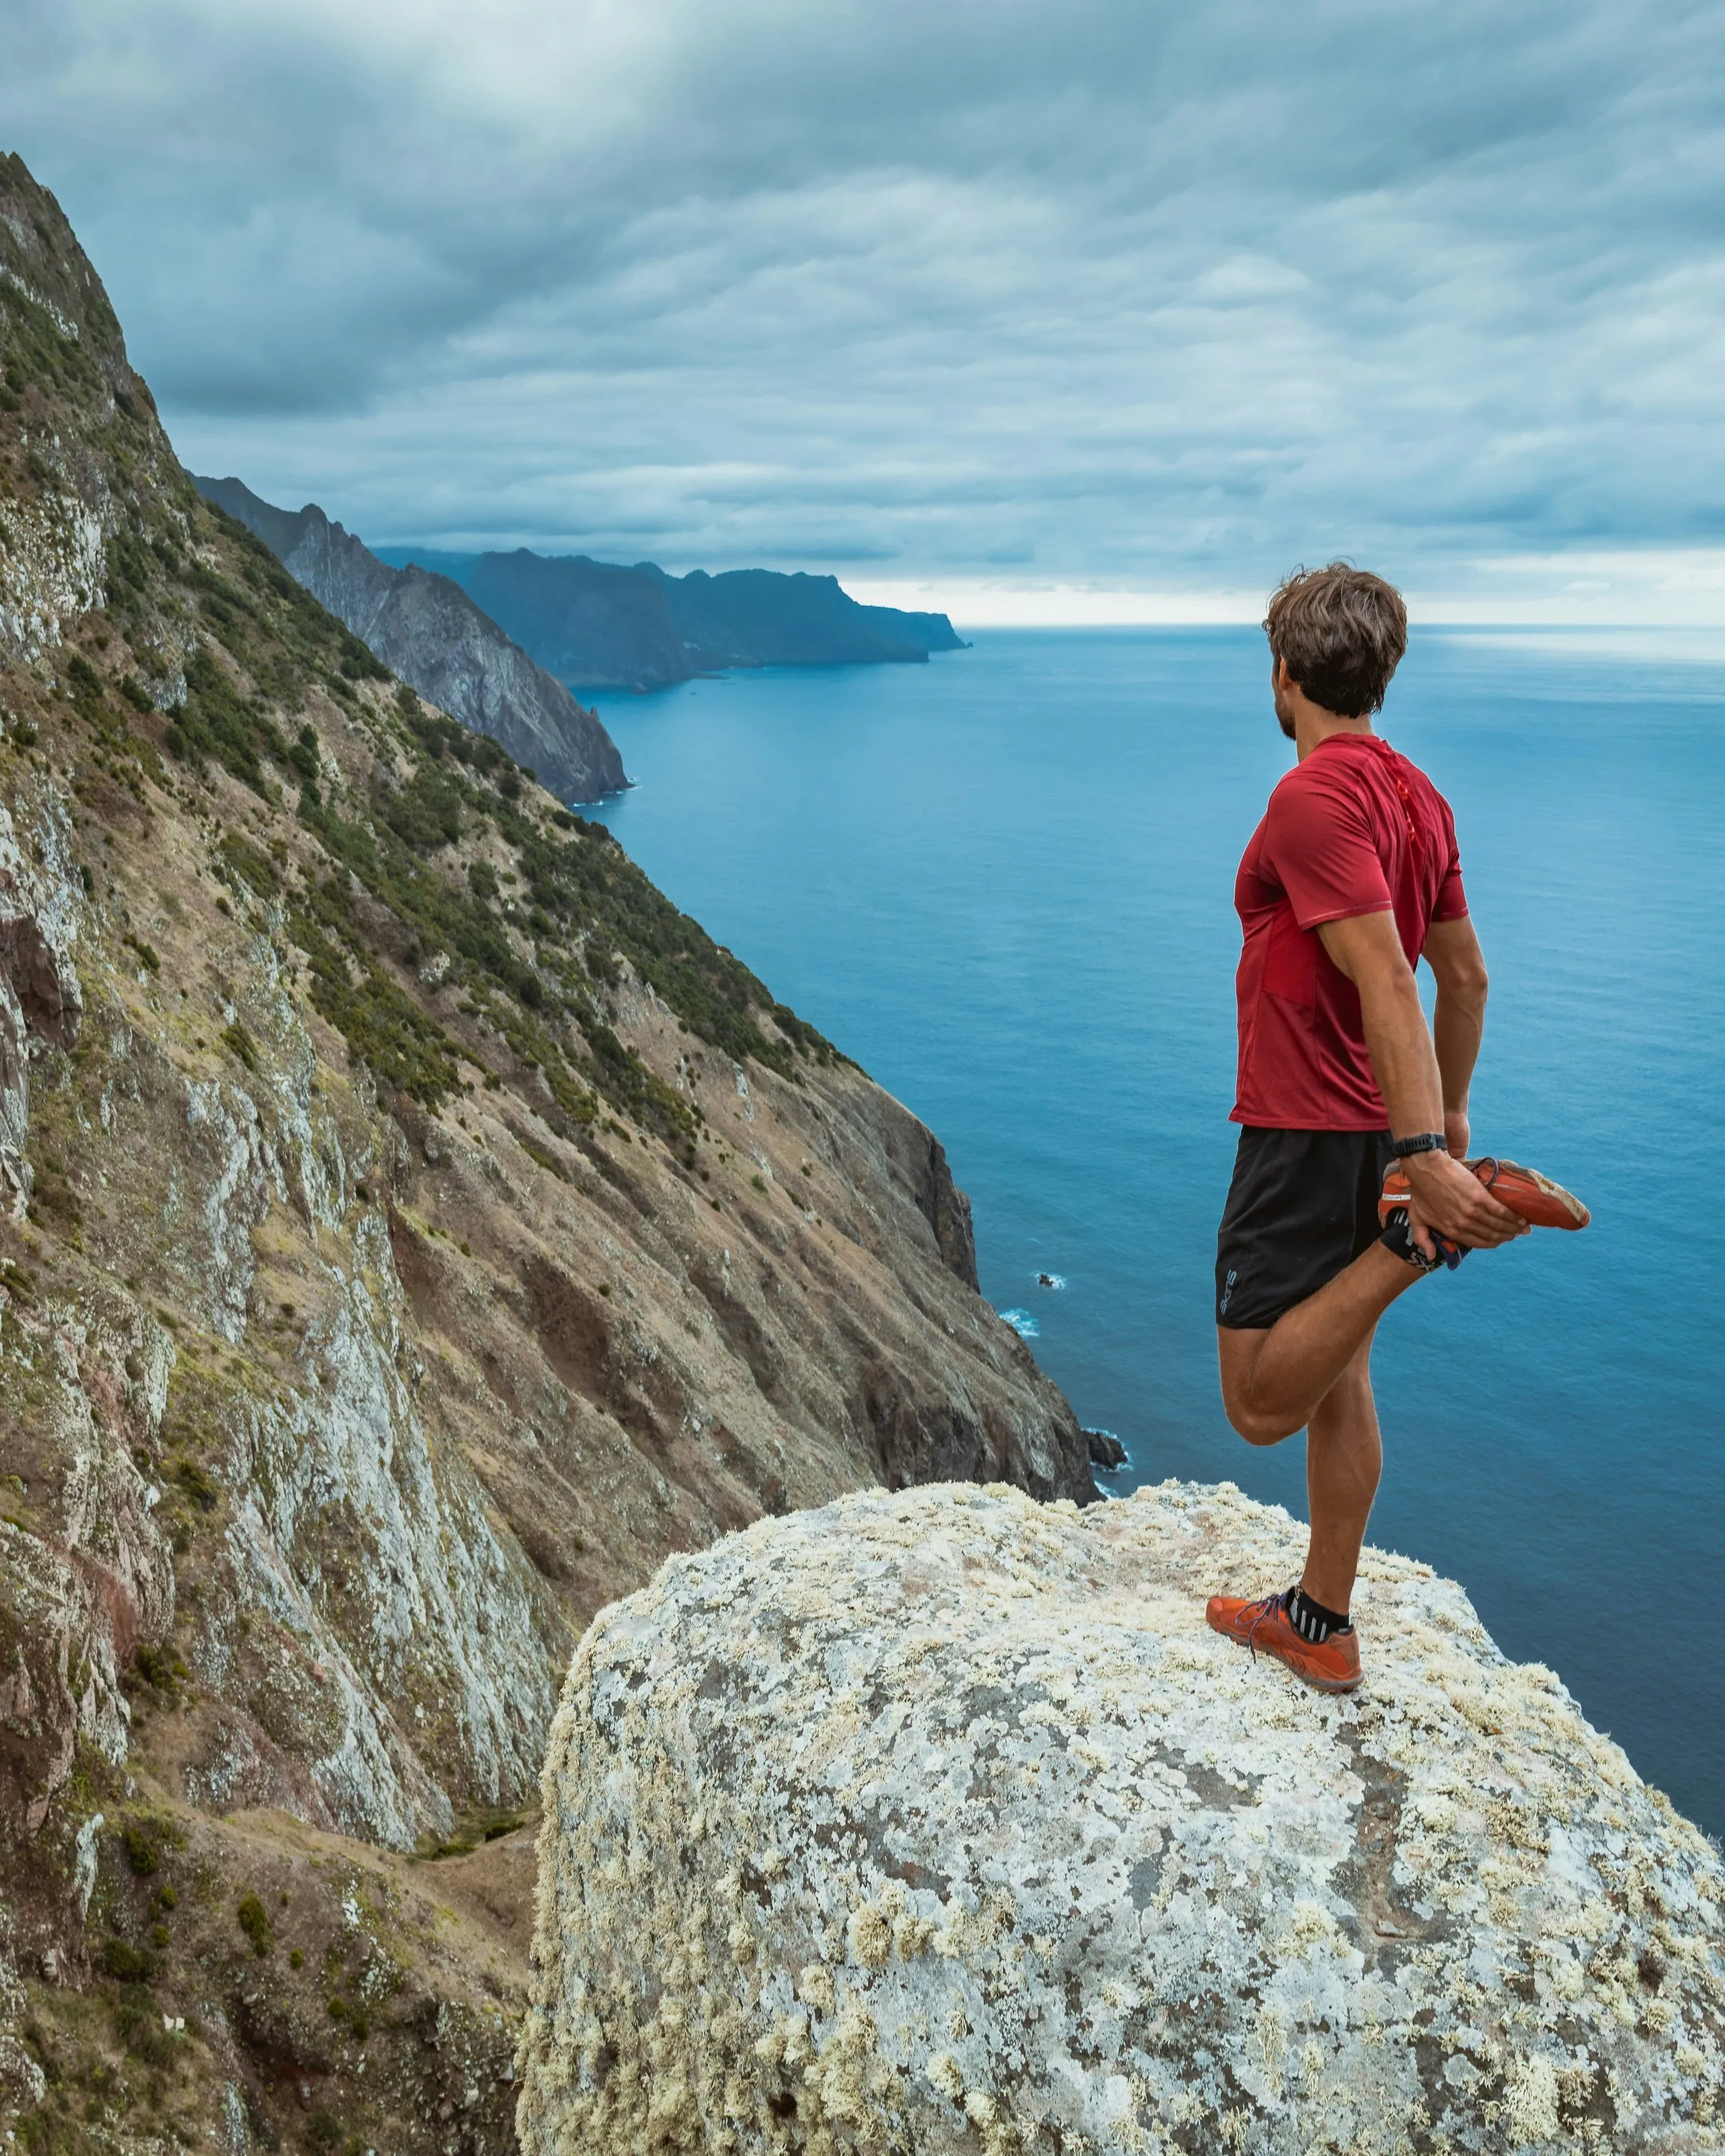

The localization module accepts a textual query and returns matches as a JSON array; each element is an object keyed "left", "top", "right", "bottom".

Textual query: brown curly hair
[{"left": 1263, "top": 563, "right": 1408, "bottom": 718}]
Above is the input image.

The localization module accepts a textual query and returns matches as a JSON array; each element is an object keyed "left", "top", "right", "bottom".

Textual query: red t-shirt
[{"left": 1232, "top": 732, "right": 1467, "bottom": 1130}]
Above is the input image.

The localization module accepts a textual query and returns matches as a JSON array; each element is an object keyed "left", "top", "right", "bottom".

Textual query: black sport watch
[{"left": 1391, "top": 1131, "right": 1449, "bottom": 1159}]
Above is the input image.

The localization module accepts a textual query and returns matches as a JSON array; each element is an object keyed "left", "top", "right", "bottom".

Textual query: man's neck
[
  {"left": 1270, "top": 660, "right": 1382, "bottom": 760},
  {"left": 1294, "top": 707, "right": 1376, "bottom": 763}
]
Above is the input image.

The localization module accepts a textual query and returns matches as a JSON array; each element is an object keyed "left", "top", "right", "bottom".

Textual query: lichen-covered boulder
[{"left": 518, "top": 1482, "right": 1725, "bottom": 2155}]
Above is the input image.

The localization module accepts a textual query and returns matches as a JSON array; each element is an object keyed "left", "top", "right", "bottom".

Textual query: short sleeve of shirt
[
  {"left": 1262, "top": 765, "right": 1392, "bottom": 929},
  {"left": 1434, "top": 802, "right": 1468, "bottom": 921}
]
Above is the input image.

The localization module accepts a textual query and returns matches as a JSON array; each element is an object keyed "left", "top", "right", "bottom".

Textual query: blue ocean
[{"left": 588, "top": 627, "right": 1725, "bottom": 1840}]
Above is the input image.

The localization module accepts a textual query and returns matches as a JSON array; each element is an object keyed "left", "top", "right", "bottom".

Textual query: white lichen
[{"left": 517, "top": 1480, "right": 1725, "bottom": 2154}]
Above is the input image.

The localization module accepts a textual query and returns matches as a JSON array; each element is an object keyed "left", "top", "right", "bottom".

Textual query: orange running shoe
[
  {"left": 1377, "top": 1155, "right": 1589, "bottom": 1233},
  {"left": 1206, "top": 1589, "right": 1362, "bottom": 1694},
  {"left": 1466, "top": 1156, "right": 1590, "bottom": 1229}
]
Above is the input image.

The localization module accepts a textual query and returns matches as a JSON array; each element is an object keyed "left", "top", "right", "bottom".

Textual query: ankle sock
[
  {"left": 1381, "top": 1210, "right": 1465, "bottom": 1273},
  {"left": 1380, "top": 1208, "right": 1427, "bottom": 1269},
  {"left": 1283, "top": 1584, "right": 1351, "bottom": 1643}
]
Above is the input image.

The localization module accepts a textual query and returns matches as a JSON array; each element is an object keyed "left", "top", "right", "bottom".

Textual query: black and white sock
[
  {"left": 1283, "top": 1584, "right": 1352, "bottom": 1643},
  {"left": 1381, "top": 1210, "right": 1438, "bottom": 1271}
]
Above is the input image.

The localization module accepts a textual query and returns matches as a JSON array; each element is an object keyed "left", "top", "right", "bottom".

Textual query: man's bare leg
[
  {"left": 1299, "top": 1334, "right": 1382, "bottom": 1615},
  {"left": 1217, "top": 1239, "right": 1418, "bottom": 1448}
]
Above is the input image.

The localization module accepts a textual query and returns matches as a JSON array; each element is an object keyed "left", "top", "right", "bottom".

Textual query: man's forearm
[
  {"left": 1431, "top": 986, "right": 1485, "bottom": 1119},
  {"left": 1319, "top": 910, "right": 1523, "bottom": 1248},
  {"left": 1354, "top": 967, "right": 1445, "bottom": 1139},
  {"left": 1358, "top": 967, "right": 1521, "bottom": 1246}
]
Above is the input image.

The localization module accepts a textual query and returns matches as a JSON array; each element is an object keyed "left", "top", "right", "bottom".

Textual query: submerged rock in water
[
  {"left": 1085, "top": 1426, "right": 1128, "bottom": 1468},
  {"left": 518, "top": 1480, "right": 1725, "bottom": 2155}
]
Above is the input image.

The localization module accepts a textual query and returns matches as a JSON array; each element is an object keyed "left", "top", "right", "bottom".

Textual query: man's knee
[
  {"left": 1217, "top": 1329, "right": 1306, "bottom": 1445},
  {"left": 1219, "top": 1377, "right": 1305, "bottom": 1448}
]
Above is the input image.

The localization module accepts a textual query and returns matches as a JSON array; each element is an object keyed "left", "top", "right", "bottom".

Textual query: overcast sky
[{"left": 6, "top": 0, "right": 1725, "bottom": 619}]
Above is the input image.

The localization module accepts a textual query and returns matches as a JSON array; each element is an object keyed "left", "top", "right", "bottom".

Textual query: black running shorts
[{"left": 1215, "top": 1128, "right": 1396, "bottom": 1330}]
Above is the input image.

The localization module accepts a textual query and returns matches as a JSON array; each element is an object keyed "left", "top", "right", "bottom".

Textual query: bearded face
[{"left": 1271, "top": 656, "right": 1297, "bottom": 739}]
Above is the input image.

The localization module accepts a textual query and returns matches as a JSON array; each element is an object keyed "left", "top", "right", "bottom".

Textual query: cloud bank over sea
[{"left": 6, "top": 0, "right": 1723, "bottom": 616}]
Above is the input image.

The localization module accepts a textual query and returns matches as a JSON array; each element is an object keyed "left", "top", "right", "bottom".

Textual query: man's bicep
[{"left": 1317, "top": 907, "right": 1413, "bottom": 988}]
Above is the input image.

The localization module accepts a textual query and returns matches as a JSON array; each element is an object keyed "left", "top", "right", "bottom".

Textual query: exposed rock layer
[
  {"left": 194, "top": 475, "right": 628, "bottom": 803},
  {"left": 520, "top": 1480, "right": 1725, "bottom": 2155}
]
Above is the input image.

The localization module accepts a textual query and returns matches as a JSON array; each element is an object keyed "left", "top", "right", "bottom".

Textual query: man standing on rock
[{"left": 1206, "top": 564, "right": 1586, "bottom": 1693}]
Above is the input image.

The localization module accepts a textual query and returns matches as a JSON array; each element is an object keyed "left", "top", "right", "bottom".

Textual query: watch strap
[{"left": 1391, "top": 1131, "right": 1448, "bottom": 1159}]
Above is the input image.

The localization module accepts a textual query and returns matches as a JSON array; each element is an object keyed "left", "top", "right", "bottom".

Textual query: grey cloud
[{"left": 3, "top": 0, "right": 1722, "bottom": 589}]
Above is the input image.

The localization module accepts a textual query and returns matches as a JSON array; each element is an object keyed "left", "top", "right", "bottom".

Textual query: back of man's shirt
[{"left": 1232, "top": 732, "right": 1467, "bottom": 1131}]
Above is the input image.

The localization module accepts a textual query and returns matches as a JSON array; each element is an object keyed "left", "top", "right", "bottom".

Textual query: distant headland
[{"left": 378, "top": 544, "right": 968, "bottom": 692}]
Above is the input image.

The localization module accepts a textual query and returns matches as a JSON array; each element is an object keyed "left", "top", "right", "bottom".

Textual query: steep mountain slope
[
  {"left": 0, "top": 150, "right": 1092, "bottom": 2156},
  {"left": 193, "top": 478, "right": 626, "bottom": 804}
]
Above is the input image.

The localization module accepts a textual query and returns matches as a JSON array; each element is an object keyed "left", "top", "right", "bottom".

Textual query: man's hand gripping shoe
[{"left": 1378, "top": 1153, "right": 1589, "bottom": 1270}]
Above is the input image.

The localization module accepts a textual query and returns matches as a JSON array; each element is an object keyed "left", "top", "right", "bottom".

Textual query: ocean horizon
[{"left": 588, "top": 624, "right": 1725, "bottom": 1840}]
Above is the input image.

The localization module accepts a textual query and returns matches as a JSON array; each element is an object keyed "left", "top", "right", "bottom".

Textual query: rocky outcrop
[
  {"left": 519, "top": 1480, "right": 1725, "bottom": 2155},
  {"left": 0, "top": 486, "right": 105, "bottom": 660},
  {"left": 193, "top": 476, "right": 628, "bottom": 803}
]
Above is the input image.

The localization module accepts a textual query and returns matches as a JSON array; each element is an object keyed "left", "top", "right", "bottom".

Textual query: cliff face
[
  {"left": 194, "top": 478, "right": 628, "bottom": 804},
  {"left": 0, "top": 150, "right": 1091, "bottom": 2156},
  {"left": 521, "top": 1480, "right": 1725, "bottom": 2156}
]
